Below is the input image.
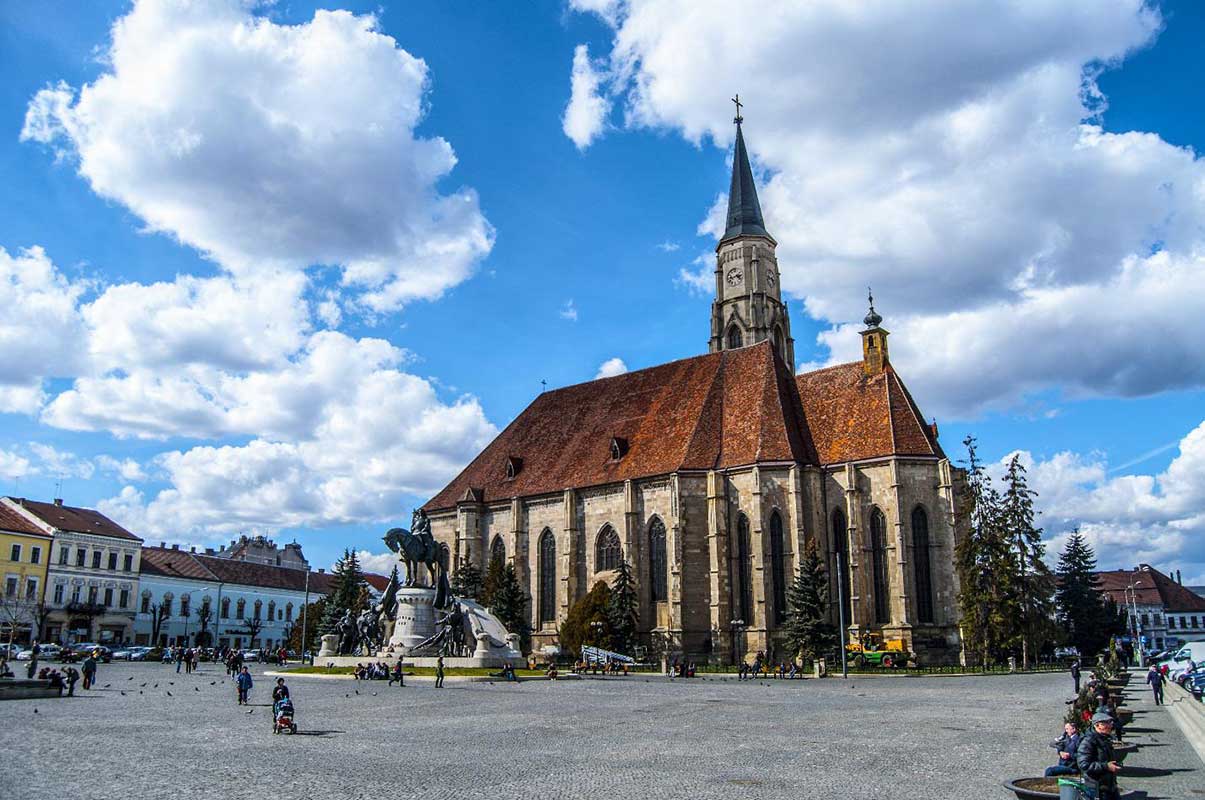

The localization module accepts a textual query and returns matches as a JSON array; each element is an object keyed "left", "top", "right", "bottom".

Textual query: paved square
[{"left": 2, "top": 663, "right": 1201, "bottom": 799}]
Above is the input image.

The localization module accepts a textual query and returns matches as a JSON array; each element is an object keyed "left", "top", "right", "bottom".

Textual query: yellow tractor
[{"left": 846, "top": 632, "right": 912, "bottom": 668}]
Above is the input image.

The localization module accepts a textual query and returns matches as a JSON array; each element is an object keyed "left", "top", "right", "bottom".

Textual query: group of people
[
  {"left": 574, "top": 659, "right": 631, "bottom": 676},
  {"left": 666, "top": 659, "right": 697, "bottom": 678},
  {"left": 352, "top": 658, "right": 408, "bottom": 686},
  {"left": 736, "top": 652, "right": 802, "bottom": 680},
  {"left": 24, "top": 647, "right": 101, "bottom": 697},
  {"left": 171, "top": 647, "right": 201, "bottom": 673}
]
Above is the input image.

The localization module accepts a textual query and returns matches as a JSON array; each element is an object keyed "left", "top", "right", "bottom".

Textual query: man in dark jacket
[
  {"left": 1044, "top": 722, "right": 1081, "bottom": 777},
  {"left": 1071, "top": 659, "right": 1082, "bottom": 693},
  {"left": 1077, "top": 711, "right": 1121, "bottom": 800},
  {"left": 1146, "top": 664, "right": 1165, "bottom": 705}
]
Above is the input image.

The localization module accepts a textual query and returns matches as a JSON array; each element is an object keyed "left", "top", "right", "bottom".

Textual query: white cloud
[
  {"left": 674, "top": 253, "right": 713, "bottom": 294},
  {"left": 656, "top": 240, "right": 680, "bottom": 252},
  {"left": 22, "top": 0, "right": 493, "bottom": 312},
  {"left": 0, "top": 449, "right": 33, "bottom": 479},
  {"left": 563, "top": 44, "right": 611, "bottom": 150},
  {"left": 595, "top": 357, "right": 628, "bottom": 379},
  {"left": 0, "top": 246, "right": 88, "bottom": 412},
  {"left": 23, "top": 443, "right": 95, "bottom": 479},
  {"left": 95, "top": 455, "right": 147, "bottom": 482},
  {"left": 354, "top": 550, "right": 399, "bottom": 577},
  {"left": 992, "top": 419, "right": 1205, "bottom": 585},
  {"left": 566, "top": 1, "right": 1205, "bottom": 416},
  {"left": 559, "top": 299, "right": 579, "bottom": 322}
]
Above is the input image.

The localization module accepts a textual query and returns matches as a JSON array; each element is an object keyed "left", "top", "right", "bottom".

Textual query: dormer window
[
  {"left": 610, "top": 436, "right": 629, "bottom": 460},
  {"left": 505, "top": 456, "right": 523, "bottom": 480}
]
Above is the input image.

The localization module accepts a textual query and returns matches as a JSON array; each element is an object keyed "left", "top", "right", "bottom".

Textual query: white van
[{"left": 1157, "top": 640, "right": 1205, "bottom": 679}]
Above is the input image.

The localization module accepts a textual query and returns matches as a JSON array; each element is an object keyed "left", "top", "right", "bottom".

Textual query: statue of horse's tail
[{"left": 434, "top": 567, "right": 451, "bottom": 610}]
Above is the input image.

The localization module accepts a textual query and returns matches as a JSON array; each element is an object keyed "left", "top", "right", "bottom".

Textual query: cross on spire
[{"left": 732, "top": 94, "right": 743, "bottom": 125}]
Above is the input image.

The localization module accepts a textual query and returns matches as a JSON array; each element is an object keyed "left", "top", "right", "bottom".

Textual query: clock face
[
  {"left": 725, "top": 268, "right": 743, "bottom": 287},
  {"left": 765, "top": 269, "right": 777, "bottom": 286}
]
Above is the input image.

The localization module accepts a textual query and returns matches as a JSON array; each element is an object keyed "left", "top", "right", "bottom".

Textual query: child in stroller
[{"left": 272, "top": 678, "right": 296, "bottom": 734}]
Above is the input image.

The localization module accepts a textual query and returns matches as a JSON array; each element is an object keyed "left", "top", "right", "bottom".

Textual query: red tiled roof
[
  {"left": 7, "top": 497, "right": 141, "bottom": 541},
  {"left": 795, "top": 362, "right": 942, "bottom": 464},
  {"left": 0, "top": 503, "right": 51, "bottom": 537},
  {"left": 364, "top": 572, "right": 393, "bottom": 592},
  {"left": 1097, "top": 565, "right": 1205, "bottom": 612},
  {"left": 139, "top": 545, "right": 336, "bottom": 594},
  {"left": 426, "top": 343, "right": 940, "bottom": 511}
]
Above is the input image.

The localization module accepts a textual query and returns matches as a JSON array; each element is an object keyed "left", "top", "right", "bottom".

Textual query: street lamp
[
  {"left": 1125, "top": 579, "right": 1144, "bottom": 667},
  {"left": 730, "top": 618, "right": 745, "bottom": 668}
]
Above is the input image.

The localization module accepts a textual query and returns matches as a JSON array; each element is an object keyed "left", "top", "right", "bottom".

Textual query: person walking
[
  {"left": 175, "top": 646, "right": 184, "bottom": 673},
  {"left": 1070, "top": 659, "right": 1082, "bottom": 694},
  {"left": 63, "top": 666, "right": 80, "bottom": 697},
  {"left": 388, "top": 658, "right": 405, "bottom": 687},
  {"left": 26, "top": 640, "right": 40, "bottom": 679},
  {"left": 81, "top": 651, "right": 97, "bottom": 690},
  {"left": 435, "top": 655, "right": 445, "bottom": 689},
  {"left": 1077, "top": 711, "right": 1122, "bottom": 800},
  {"left": 1146, "top": 664, "right": 1165, "bottom": 705},
  {"left": 236, "top": 666, "right": 253, "bottom": 705}
]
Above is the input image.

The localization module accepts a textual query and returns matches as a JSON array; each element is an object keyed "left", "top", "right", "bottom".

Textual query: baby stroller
[{"left": 273, "top": 697, "right": 297, "bottom": 734}]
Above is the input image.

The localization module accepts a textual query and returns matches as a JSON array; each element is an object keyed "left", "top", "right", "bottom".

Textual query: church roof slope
[
  {"left": 425, "top": 342, "right": 810, "bottom": 510},
  {"left": 795, "top": 362, "right": 942, "bottom": 465},
  {"left": 721, "top": 122, "right": 772, "bottom": 243}
]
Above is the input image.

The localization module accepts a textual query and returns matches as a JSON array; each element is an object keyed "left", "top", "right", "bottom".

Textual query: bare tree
[
  {"left": 195, "top": 602, "right": 212, "bottom": 647},
  {"left": 147, "top": 602, "right": 170, "bottom": 645},
  {"left": 0, "top": 593, "right": 33, "bottom": 651},
  {"left": 237, "top": 617, "right": 264, "bottom": 648}
]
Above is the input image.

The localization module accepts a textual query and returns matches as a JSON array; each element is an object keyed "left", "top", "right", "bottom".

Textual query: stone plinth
[{"left": 388, "top": 587, "right": 438, "bottom": 652}]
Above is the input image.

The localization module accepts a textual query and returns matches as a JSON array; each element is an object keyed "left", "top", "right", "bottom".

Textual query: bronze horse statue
[{"left": 383, "top": 509, "right": 450, "bottom": 606}]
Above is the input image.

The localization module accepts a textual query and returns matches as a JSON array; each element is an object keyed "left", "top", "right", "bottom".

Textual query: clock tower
[{"left": 708, "top": 103, "right": 794, "bottom": 366}]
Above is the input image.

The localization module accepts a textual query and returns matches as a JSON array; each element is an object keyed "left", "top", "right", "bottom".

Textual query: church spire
[{"left": 722, "top": 96, "right": 772, "bottom": 243}]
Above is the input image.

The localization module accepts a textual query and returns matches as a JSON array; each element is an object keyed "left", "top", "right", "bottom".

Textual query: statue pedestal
[
  {"left": 317, "top": 633, "right": 339, "bottom": 658},
  {"left": 388, "top": 587, "right": 438, "bottom": 653}
]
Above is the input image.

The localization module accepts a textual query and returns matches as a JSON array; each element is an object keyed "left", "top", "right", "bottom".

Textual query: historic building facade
[
  {"left": 2, "top": 497, "right": 142, "bottom": 645},
  {"left": 0, "top": 503, "right": 53, "bottom": 646},
  {"left": 423, "top": 117, "right": 964, "bottom": 665}
]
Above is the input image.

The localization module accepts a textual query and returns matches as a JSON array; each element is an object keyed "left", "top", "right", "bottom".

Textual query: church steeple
[
  {"left": 722, "top": 114, "right": 772, "bottom": 243},
  {"left": 709, "top": 97, "right": 793, "bottom": 366},
  {"left": 860, "top": 288, "right": 890, "bottom": 376}
]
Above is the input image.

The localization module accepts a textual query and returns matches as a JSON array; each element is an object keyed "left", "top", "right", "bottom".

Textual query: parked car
[
  {"left": 1156, "top": 640, "right": 1205, "bottom": 681},
  {"left": 67, "top": 643, "right": 113, "bottom": 663},
  {"left": 0, "top": 643, "right": 23, "bottom": 659},
  {"left": 16, "top": 643, "right": 62, "bottom": 660},
  {"left": 125, "top": 646, "right": 150, "bottom": 661}
]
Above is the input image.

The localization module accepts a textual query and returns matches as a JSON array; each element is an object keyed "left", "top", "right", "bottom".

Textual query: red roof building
[
  {"left": 422, "top": 119, "right": 965, "bottom": 666},
  {"left": 1097, "top": 564, "right": 1205, "bottom": 651}
]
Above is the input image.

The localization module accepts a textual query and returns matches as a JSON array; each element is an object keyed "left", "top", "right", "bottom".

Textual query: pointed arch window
[
  {"left": 727, "top": 324, "right": 743, "bottom": 350},
  {"left": 832, "top": 508, "right": 851, "bottom": 621},
  {"left": 538, "top": 529, "right": 556, "bottom": 624},
  {"left": 490, "top": 535, "right": 506, "bottom": 569},
  {"left": 267, "top": 600, "right": 276, "bottom": 621},
  {"left": 869, "top": 507, "right": 889, "bottom": 624},
  {"left": 236, "top": 598, "right": 245, "bottom": 620},
  {"left": 649, "top": 517, "right": 668, "bottom": 604},
  {"left": 769, "top": 511, "right": 787, "bottom": 624},
  {"left": 735, "top": 514, "right": 753, "bottom": 623},
  {"left": 253, "top": 599, "right": 263, "bottom": 621},
  {"left": 595, "top": 525, "right": 621, "bottom": 572},
  {"left": 912, "top": 506, "right": 934, "bottom": 623},
  {"left": 221, "top": 597, "right": 230, "bottom": 619},
  {"left": 285, "top": 602, "right": 293, "bottom": 622}
]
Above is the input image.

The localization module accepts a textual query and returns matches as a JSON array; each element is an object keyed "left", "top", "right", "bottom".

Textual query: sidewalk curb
[{"left": 1165, "top": 681, "right": 1205, "bottom": 767}]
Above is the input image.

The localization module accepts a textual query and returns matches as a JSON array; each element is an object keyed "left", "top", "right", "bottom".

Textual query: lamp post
[
  {"left": 730, "top": 618, "right": 745, "bottom": 668},
  {"left": 836, "top": 557, "right": 848, "bottom": 678},
  {"left": 300, "top": 568, "right": 310, "bottom": 664},
  {"left": 1125, "top": 579, "right": 1143, "bottom": 667}
]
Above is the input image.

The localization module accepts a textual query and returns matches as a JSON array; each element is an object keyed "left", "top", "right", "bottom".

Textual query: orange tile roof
[
  {"left": 426, "top": 343, "right": 942, "bottom": 511},
  {"left": 0, "top": 503, "right": 50, "bottom": 537},
  {"left": 1097, "top": 565, "right": 1205, "bottom": 612},
  {"left": 7, "top": 497, "right": 142, "bottom": 541}
]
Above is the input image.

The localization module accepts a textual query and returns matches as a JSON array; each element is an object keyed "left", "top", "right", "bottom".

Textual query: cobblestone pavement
[{"left": 2, "top": 663, "right": 1202, "bottom": 799}]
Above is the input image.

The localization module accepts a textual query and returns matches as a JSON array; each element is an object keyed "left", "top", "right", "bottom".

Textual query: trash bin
[{"left": 1057, "top": 777, "right": 1087, "bottom": 800}]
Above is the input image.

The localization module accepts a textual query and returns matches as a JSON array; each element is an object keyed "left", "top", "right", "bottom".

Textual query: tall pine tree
[
  {"left": 608, "top": 559, "right": 639, "bottom": 655},
  {"left": 558, "top": 582, "right": 614, "bottom": 656},
  {"left": 1056, "top": 530, "right": 1112, "bottom": 659},
  {"left": 481, "top": 553, "right": 505, "bottom": 608},
  {"left": 320, "top": 549, "right": 367, "bottom": 631},
  {"left": 451, "top": 560, "right": 484, "bottom": 601},
  {"left": 1001, "top": 454, "right": 1054, "bottom": 668},
  {"left": 955, "top": 436, "right": 1015, "bottom": 666},
  {"left": 782, "top": 539, "right": 837, "bottom": 663},
  {"left": 489, "top": 563, "right": 531, "bottom": 654}
]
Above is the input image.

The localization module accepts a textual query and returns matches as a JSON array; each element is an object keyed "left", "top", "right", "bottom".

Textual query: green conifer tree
[
  {"left": 481, "top": 553, "right": 505, "bottom": 608},
  {"left": 783, "top": 539, "right": 837, "bottom": 663},
  {"left": 558, "top": 581, "right": 614, "bottom": 657},
  {"left": 1000, "top": 454, "right": 1054, "bottom": 668},
  {"left": 607, "top": 559, "right": 639, "bottom": 655},
  {"left": 488, "top": 563, "right": 531, "bottom": 653},
  {"left": 450, "top": 559, "right": 484, "bottom": 601},
  {"left": 1055, "top": 531, "right": 1116, "bottom": 658},
  {"left": 320, "top": 549, "right": 367, "bottom": 631}
]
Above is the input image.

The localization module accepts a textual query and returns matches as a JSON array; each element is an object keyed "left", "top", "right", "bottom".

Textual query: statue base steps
[{"left": 315, "top": 654, "right": 518, "bottom": 669}]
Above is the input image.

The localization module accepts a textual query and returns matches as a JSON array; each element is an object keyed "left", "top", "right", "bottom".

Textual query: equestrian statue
[{"left": 382, "top": 508, "right": 451, "bottom": 608}]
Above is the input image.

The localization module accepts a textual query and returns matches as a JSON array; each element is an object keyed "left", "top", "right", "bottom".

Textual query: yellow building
[{"left": 0, "top": 503, "right": 52, "bottom": 646}]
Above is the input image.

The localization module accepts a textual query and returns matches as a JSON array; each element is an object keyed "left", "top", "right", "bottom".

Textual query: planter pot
[
  {"left": 1115, "top": 707, "right": 1134, "bottom": 725},
  {"left": 1003, "top": 777, "right": 1060, "bottom": 799},
  {"left": 1112, "top": 742, "right": 1137, "bottom": 763}
]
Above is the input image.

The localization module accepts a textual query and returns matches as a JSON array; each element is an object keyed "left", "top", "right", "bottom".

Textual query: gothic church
[{"left": 424, "top": 115, "right": 964, "bottom": 665}]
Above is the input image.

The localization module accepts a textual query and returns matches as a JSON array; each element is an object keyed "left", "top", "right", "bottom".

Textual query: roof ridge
[{"left": 797, "top": 360, "right": 862, "bottom": 378}]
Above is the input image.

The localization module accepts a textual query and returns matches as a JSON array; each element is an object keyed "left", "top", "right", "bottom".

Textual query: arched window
[
  {"left": 869, "top": 507, "right": 889, "bottom": 623},
  {"left": 490, "top": 535, "right": 506, "bottom": 569},
  {"left": 832, "top": 508, "right": 851, "bottom": 621},
  {"left": 735, "top": 514, "right": 753, "bottom": 623},
  {"left": 221, "top": 597, "right": 230, "bottom": 619},
  {"left": 538, "top": 529, "right": 556, "bottom": 624},
  {"left": 727, "top": 324, "right": 743, "bottom": 350},
  {"left": 912, "top": 506, "right": 934, "bottom": 623},
  {"left": 648, "top": 517, "right": 668, "bottom": 604},
  {"left": 769, "top": 511, "right": 787, "bottom": 624},
  {"left": 595, "top": 525, "right": 621, "bottom": 572},
  {"left": 162, "top": 593, "right": 173, "bottom": 617},
  {"left": 267, "top": 600, "right": 275, "bottom": 621},
  {"left": 236, "top": 598, "right": 245, "bottom": 620},
  {"left": 285, "top": 602, "right": 293, "bottom": 622},
  {"left": 253, "top": 599, "right": 262, "bottom": 620}
]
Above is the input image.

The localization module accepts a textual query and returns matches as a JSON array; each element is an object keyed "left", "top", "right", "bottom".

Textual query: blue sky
[{"left": 1, "top": 0, "right": 1204, "bottom": 581}]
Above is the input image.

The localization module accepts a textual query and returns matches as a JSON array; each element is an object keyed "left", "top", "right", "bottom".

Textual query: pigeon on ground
[
  {"left": 354, "top": 689, "right": 359, "bottom": 695},
  {"left": 210, "top": 681, "right": 216, "bottom": 685},
  {"left": 139, "top": 682, "right": 146, "bottom": 687},
  {"left": 345, "top": 693, "right": 350, "bottom": 698},
  {"left": 194, "top": 687, "right": 200, "bottom": 692},
  {"left": 103, "top": 683, "right": 110, "bottom": 688},
  {"left": 139, "top": 691, "right": 143, "bottom": 695},
  {"left": 33, "top": 708, "right": 37, "bottom": 714},
  {"left": 246, "top": 709, "right": 254, "bottom": 714},
  {"left": 166, "top": 691, "right": 172, "bottom": 696},
  {"left": 168, "top": 682, "right": 174, "bottom": 685},
  {"left": 120, "top": 691, "right": 126, "bottom": 696},
  {"left": 128, "top": 676, "right": 134, "bottom": 681},
  {"left": 153, "top": 684, "right": 158, "bottom": 688},
  {"left": 372, "top": 692, "right": 378, "bottom": 696}
]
